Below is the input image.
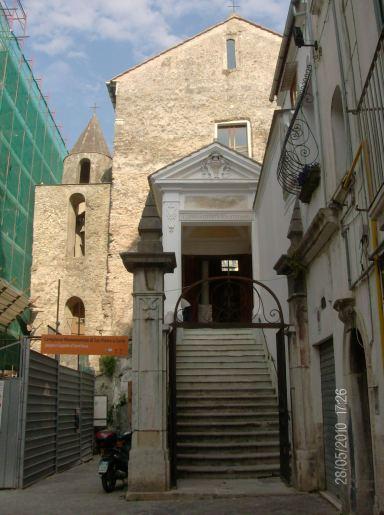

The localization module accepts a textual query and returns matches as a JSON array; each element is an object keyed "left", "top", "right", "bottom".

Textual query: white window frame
[{"left": 214, "top": 120, "right": 252, "bottom": 158}]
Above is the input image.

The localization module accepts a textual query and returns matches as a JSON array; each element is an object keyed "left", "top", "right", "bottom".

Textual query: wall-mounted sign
[{"left": 41, "top": 335, "right": 129, "bottom": 356}]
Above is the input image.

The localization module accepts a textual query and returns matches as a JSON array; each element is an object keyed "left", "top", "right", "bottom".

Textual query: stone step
[
  {"left": 177, "top": 452, "right": 280, "bottom": 467},
  {"left": 176, "top": 353, "right": 266, "bottom": 362},
  {"left": 176, "top": 348, "right": 264, "bottom": 356},
  {"left": 177, "top": 347, "right": 264, "bottom": 355},
  {"left": 177, "top": 405, "right": 278, "bottom": 415},
  {"left": 176, "top": 329, "right": 278, "bottom": 480},
  {"left": 183, "top": 329, "right": 255, "bottom": 337},
  {"left": 177, "top": 441, "right": 279, "bottom": 453},
  {"left": 179, "top": 339, "right": 262, "bottom": 346},
  {"left": 176, "top": 378, "right": 273, "bottom": 387},
  {"left": 176, "top": 392, "right": 277, "bottom": 401},
  {"left": 177, "top": 420, "right": 279, "bottom": 432},
  {"left": 177, "top": 430, "right": 279, "bottom": 443},
  {"left": 176, "top": 361, "right": 268, "bottom": 369},
  {"left": 177, "top": 464, "right": 280, "bottom": 479},
  {"left": 178, "top": 413, "right": 279, "bottom": 424},
  {"left": 177, "top": 368, "right": 270, "bottom": 377},
  {"left": 176, "top": 385, "right": 276, "bottom": 393}
]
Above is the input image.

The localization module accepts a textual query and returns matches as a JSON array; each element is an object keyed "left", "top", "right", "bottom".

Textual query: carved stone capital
[{"left": 333, "top": 297, "right": 355, "bottom": 327}]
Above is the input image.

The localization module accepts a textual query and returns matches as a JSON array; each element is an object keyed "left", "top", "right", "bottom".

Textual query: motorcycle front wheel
[{"left": 101, "top": 464, "right": 116, "bottom": 493}]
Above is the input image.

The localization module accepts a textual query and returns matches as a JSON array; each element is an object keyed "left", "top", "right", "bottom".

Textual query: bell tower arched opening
[{"left": 79, "top": 158, "right": 91, "bottom": 184}]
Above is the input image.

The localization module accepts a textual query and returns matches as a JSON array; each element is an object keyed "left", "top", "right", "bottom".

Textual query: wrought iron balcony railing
[
  {"left": 277, "top": 65, "right": 320, "bottom": 197},
  {"left": 355, "top": 27, "right": 384, "bottom": 204}
]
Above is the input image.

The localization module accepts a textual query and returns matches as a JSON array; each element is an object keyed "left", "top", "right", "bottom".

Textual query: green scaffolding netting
[{"left": 0, "top": 10, "right": 67, "bottom": 342}]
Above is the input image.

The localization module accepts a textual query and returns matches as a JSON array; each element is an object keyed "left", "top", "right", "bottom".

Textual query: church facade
[{"left": 31, "top": 14, "right": 281, "bottom": 357}]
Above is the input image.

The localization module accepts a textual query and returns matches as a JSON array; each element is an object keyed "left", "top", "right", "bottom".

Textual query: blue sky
[{"left": 22, "top": 0, "right": 291, "bottom": 152}]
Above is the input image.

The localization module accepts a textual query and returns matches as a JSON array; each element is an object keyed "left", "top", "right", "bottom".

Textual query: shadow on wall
[{"left": 101, "top": 167, "right": 113, "bottom": 183}]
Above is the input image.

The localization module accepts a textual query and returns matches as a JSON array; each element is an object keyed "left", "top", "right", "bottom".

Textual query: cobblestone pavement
[{"left": 0, "top": 459, "right": 339, "bottom": 515}]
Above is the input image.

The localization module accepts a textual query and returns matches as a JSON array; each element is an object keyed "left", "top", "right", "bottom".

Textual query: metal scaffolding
[{"left": 0, "top": 1, "right": 67, "bottom": 344}]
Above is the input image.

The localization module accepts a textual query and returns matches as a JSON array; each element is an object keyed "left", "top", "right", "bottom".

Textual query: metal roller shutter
[{"left": 319, "top": 339, "right": 339, "bottom": 499}]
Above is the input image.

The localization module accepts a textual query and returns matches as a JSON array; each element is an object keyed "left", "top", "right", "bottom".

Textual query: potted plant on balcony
[{"left": 298, "top": 163, "right": 321, "bottom": 203}]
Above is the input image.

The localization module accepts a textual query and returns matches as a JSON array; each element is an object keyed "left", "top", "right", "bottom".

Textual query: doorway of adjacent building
[
  {"left": 348, "top": 329, "right": 374, "bottom": 514},
  {"left": 319, "top": 339, "right": 339, "bottom": 499}
]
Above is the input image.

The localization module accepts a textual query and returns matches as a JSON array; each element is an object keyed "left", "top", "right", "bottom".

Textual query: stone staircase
[{"left": 176, "top": 328, "right": 280, "bottom": 478}]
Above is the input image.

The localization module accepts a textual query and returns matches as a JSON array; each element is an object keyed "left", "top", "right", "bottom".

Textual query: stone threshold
[{"left": 126, "top": 477, "right": 298, "bottom": 501}]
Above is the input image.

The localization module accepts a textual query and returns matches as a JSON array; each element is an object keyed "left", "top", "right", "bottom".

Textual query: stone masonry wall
[
  {"left": 107, "top": 16, "right": 281, "bottom": 334},
  {"left": 31, "top": 183, "right": 111, "bottom": 369}
]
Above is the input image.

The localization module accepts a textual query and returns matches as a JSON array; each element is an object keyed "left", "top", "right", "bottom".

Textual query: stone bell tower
[
  {"left": 62, "top": 113, "right": 112, "bottom": 184},
  {"left": 31, "top": 114, "right": 113, "bottom": 369}
]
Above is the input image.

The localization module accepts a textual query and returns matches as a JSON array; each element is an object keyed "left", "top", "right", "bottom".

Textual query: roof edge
[
  {"left": 64, "top": 150, "right": 112, "bottom": 160},
  {"left": 269, "top": 1, "right": 296, "bottom": 102},
  {"left": 108, "top": 15, "right": 282, "bottom": 86}
]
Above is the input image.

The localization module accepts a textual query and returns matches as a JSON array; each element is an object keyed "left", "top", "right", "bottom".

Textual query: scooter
[{"left": 95, "top": 430, "right": 132, "bottom": 492}]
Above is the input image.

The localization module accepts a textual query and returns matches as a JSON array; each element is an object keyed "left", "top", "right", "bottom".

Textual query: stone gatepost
[
  {"left": 121, "top": 192, "right": 176, "bottom": 493},
  {"left": 274, "top": 201, "right": 322, "bottom": 491}
]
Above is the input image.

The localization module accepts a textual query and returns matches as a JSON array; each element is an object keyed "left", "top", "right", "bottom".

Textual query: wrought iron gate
[{"left": 168, "top": 276, "right": 291, "bottom": 485}]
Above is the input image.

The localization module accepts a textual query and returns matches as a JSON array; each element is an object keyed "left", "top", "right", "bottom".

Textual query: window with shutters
[{"left": 216, "top": 121, "right": 251, "bottom": 157}]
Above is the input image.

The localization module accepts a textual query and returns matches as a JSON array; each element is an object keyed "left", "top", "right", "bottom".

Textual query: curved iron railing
[
  {"left": 355, "top": 26, "right": 384, "bottom": 203},
  {"left": 277, "top": 65, "right": 320, "bottom": 195},
  {"left": 173, "top": 276, "right": 286, "bottom": 328}
]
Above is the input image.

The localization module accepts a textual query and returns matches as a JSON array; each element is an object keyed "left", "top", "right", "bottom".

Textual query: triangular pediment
[{"left": 150, "top": 142, "right": 260, "bottom": 185}]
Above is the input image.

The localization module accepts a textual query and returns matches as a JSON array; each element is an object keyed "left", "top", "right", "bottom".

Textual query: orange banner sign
[{"left": 41, "top": 335, "right": 129, "bottom": 356}]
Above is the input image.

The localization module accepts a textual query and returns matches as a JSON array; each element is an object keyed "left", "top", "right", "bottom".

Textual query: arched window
[
  {"left": 64, "top": 297, "right": 85, "bottom": 335},
  {"left": 226, "top": 39, "right": 236, "bottom": 70},
  {"left": 331, "top": 86, "right": 347, "bottom": 180},
  {"left": 68, "top": 193, "right": 86, "bottom": 257},
  {"left": 79, "top": 159, "right": 91, "bottom": 184}
]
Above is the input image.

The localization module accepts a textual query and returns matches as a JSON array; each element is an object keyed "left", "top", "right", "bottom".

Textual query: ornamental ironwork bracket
[{"left": 277, "top": 65, "right": 320, "bottom": 196}]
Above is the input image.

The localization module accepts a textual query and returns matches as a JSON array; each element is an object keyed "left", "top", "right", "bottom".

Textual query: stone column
[
  {"left": 286, "top": 291, "right": 323, "bottom": 491},
  {"left": 201, "top": 260, "right": 210, "bottom": 304},
  {"left": 274, "top": 201, "right": 322, "bottom": 491},
  {"left": 121, "top": 192, "right": 176, "bottom": 493},
  {"left": 162, "top": 193, "right": 181, "bottom": 315},
  {"left": 198, "top": 259, "right": 212, "bottom": 322}
]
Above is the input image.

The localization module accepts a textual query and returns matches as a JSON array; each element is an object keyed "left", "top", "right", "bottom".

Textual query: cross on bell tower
[{"left": 89, "top": 102, "right": 100, "bottom": 114}]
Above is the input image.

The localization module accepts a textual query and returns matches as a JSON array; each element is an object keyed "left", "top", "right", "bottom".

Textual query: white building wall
[
  {"left": 253, "top": 112, "right": 292, "bottom": 363},
  {"left": 256, "top": 0, "right": 384, "bottom": 509}
]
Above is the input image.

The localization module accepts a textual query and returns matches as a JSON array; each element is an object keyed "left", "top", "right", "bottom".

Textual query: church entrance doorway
[
  {"left": 182, "top": 254, "right": 253, "bottom": 323},
  {"left": 181, "top": 225, "right": 253, "bottom": 324}
]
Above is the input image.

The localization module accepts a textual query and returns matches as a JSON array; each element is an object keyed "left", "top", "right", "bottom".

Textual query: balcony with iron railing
[
  {"left": 277, "top": 65, "right": 321, "bottom": 203},
  {"left": 355, "top": 27, "right": 384, "bottom": 217}
]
